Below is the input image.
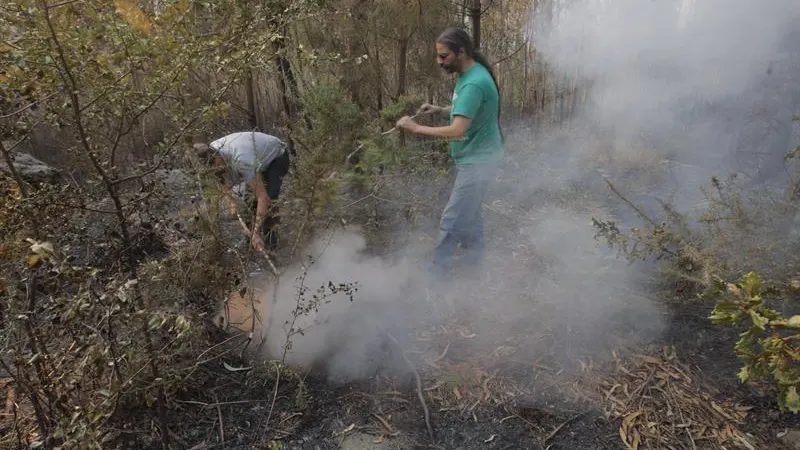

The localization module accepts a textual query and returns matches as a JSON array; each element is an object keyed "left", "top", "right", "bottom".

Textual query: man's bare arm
[
  {"left": 417, "top": 103, "right": 452, "bottom": 120},
  {"left": 250, "top": 175, "right": 270, "bottom": 250}
]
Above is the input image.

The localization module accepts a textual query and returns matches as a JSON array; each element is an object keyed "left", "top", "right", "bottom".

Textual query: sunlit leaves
[
  {"left": 709, "top": 271, "right": 800, "bottom": 413},
  {"left": 114, "top": 0, "right": 154, "bottom": 36}
]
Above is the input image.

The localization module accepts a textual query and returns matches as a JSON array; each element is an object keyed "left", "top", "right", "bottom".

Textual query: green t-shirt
[{"left": 449, "top": 62, "right": 504, "bottom": 165}]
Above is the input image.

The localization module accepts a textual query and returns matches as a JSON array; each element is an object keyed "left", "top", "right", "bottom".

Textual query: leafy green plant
[
  {"left": 706, "top": 272, "right": 800, "bottom": 412},
  {"left": 594, "top": 172, "right": 800, "bottom": 413}
]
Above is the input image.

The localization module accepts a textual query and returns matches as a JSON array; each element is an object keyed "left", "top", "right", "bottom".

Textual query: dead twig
[
  {"left": 543, "top": 412, "right": 587, "bottom": 444},
  {"left": 385, "top": 332, "right": 435, "bottom": 443},
  {"left": 213, "top": 393, "right": 224, "bottom": 445},
  {"left": 371, "top": 413, "right": 400, "bottom": 436},
  {"left": 259, "top": 362, "right": 282, "bottom": 442},
  {"left": 599, "top": 174, "right": 659, "bottom": 229},
  {"left": 433, "top": 341, "right": 450, "bottom": 363}
]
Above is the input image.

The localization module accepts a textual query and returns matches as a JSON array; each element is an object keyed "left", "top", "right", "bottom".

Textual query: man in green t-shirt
[{"left": 395, "top": 27, "right": 504, "bottom": 277}]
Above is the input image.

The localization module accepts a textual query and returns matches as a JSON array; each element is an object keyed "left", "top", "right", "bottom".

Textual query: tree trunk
[
  {"left": 397, "top": 37, "right": 408, "bottom": 98},
  {"left": 397, "top": 35, "right": 409, "bottom": 145},
  {"left": 273, "top": 28, "right": 305, "bottom": 156},
  {"left": 469, "top": 0, "right": 481, "bottom": 49},
  {"left": 244, "top": 69, "right": 258, "bottom": 130}
]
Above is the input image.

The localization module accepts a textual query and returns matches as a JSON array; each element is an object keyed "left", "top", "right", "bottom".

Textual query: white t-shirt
[{"left": 209, "top": 132, "right": 286, "bottom": 185}]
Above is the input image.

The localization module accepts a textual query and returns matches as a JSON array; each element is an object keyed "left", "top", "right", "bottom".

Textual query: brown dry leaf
[
  {"left": 115, "top": 0, "right": 154, "bottom": 36},
  {"left": 622, "top": 411, "right": 641, "bottom": 427},
  {"left": 667, "top": 371, "right": 682, "bottom": 381},
  {"left": 635, "top": 354, "right": 663, "bottom": 365},
  {"left": 630, "top": 429, "right": 641, "bottom": 450},
  {"left": 605, "top": 383, "right": 622, "bottom": 399},
  {"left": 717, "top": 425, "right": 732, "bottom": 441},
  {"left": 4, "top": 382, "right": 14, "bottom": 415}
]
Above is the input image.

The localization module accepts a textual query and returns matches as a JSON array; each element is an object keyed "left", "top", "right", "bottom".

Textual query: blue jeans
[{"left": 431, "top": 161, "right": 497, "bottom": 273}]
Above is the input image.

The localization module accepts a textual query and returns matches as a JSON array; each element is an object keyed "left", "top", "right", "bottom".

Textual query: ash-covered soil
[{"left": 62, "top": 151, "right": 800, "bottom": 450}]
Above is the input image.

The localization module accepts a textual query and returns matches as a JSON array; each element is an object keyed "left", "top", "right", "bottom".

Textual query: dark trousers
[{"left": 250, "top": 150, "right": 290, "bottom": 249}]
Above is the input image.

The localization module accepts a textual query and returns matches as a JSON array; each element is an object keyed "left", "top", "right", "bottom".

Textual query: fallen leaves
[{"left": 597, "top": 348, "right": 759, "bottom": 450}]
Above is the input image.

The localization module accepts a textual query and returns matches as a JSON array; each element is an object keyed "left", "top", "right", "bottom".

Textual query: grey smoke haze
[
  {"left": 232, "top": 1, "right": 800, "bottom": 385},
  {"left": 528, "top": 0, "right": 800, "bottom": 191},
  {"left": 250, "top": 227, "right": 439, "bottom": 381}
]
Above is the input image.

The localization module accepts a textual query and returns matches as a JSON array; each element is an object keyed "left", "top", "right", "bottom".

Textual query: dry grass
[
  {"left": 589, "top": 348, "right": 760, "bottom": 450},
  {"left": 406, "top": 316, "right": 767, "bottom": 449},
  {"left": 0, "top": 377, "right": 38, "bottom": 449}
]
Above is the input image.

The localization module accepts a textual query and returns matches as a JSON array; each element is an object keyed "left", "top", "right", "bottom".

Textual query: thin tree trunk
[
  {"left": 397, "top": 35, "right": 409, "bottom": 146},
  {"left": 273, "top": 28, "right": 305, "bottom": 155},
  {"left": 245, "top": 69, "right": 258, "bottom": 129},
  {"left": 469, "top": 0, "right": 481, "bottom": 49}
]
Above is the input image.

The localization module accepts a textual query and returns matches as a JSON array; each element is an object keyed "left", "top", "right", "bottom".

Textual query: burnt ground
[
  {"left": 159, "top": 153, "right": 800, "bottom": 450},
  {"left": 158, "top": 293, "right": 800, "bottom": 450},
  {"left": 159, "top": 288, "right": 800, "bottom": 450},
  {"left": 159, "top": 234, "right": 800, "bottom": 450},
  {"left": 6, "top": 157, "right": 800, "bottom": 450}
]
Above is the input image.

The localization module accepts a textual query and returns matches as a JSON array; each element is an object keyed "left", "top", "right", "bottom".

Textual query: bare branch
[{"left": 0, "top": 91, "right": 60, "bottom": 119}]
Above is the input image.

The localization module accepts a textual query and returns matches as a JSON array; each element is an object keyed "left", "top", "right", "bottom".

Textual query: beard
[{"left": 440, "top": 62, "right": 458, "bottom": 74}]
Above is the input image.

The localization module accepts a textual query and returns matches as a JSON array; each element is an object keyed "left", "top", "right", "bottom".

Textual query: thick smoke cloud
[
  {"left": 529, "top": 0, "right": 800, "bottom": 193},
  {"left": 221, "top": 0, "right": 800, "bottom": 384}
]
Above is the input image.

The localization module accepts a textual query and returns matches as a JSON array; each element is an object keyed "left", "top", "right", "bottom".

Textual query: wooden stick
[
  {"left": 385, "top": 332, "right": 435, "bottom": 442},
  {"left": 235, "top": 213, "right": 279, "bottom": 275}
]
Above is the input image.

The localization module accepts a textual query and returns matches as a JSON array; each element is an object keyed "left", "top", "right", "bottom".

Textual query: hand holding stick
[
  {"left": 234, "top": 212, "right": 279, "bottom": 276},
  {"left": 345, "top": 111, "right": 429, "bottom": 165}
]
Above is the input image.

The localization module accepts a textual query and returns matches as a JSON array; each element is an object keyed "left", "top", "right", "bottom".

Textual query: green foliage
[
  {"left": 0, "top": 0, "right": 313, "bottom": 447},
  {"left": 378, "top": 93, "right": 425, "bottom": 124},
  {"left": 4, "top": 239, "right": 205, "bottom": 448},
  {"left": 594, "top": 171, "right": 800, "bottom": 413},
  {"left": 282, "top": 80, "right": 372, "bottom": 229},
  {"left": 300, "top": 80, "right": 370, "bottom": 154},
  {"left": 705, "top": 272, "right": 800, "bottom": 413}
]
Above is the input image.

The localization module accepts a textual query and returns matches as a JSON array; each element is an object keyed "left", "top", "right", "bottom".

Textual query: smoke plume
[{"left": 228, "top": 0, "right": 800, "bottom": 387}]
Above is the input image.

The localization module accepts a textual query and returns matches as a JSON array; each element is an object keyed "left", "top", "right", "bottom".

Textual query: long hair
[{"left": 436, "top": 27, "right": 503, "bottom": 140}]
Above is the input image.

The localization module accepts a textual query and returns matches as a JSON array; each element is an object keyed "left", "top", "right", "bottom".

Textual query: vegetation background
[{"left": 2, "top": 0, "right": 800, "bottom": 449}]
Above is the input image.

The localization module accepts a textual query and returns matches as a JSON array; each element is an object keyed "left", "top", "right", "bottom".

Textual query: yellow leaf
[
  {"left": 115, "top": 0, "right": 154, "bottom": 36},
  {"left": 26, "top": 254, "right": 41, "bottom": 269}
]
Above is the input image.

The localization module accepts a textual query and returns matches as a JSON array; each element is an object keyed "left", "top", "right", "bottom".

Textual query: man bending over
[{"left": 193, "top": 131, "right": 290, "bottom": 252}]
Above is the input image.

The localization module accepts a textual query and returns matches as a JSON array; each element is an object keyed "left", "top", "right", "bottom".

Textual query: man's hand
[
  {"left": 416, "top": 103, "right": 441, "bottom": 115},
  {"left": 396, "top": 115, "right": 419, "bottom": 132},
  {"left": 251, "top": 232, "right": 265, "bottom": 253},
  {"left": 226, "top": 197, "right": 238, "bottom": 217}
]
